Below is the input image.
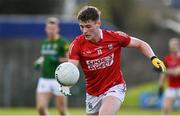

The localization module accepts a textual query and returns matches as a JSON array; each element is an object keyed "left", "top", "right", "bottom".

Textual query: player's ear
[{"left": 96, "top": 20, "right": 101, "bottom": 28}]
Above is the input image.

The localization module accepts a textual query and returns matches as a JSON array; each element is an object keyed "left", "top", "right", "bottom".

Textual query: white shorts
[
  {"left": 36, "top": 77, "right": 63, "bottom": 96},
  {"left": 85, "top": 84, "right": 126, "bottom": 114},
  {"left": 164, "top": 87, "right": 180, "bottom": 98}
]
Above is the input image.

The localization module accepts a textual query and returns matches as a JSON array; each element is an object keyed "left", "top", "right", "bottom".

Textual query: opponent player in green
[{"left": 33, "top": 17, "right": 69, "bottom": 116}]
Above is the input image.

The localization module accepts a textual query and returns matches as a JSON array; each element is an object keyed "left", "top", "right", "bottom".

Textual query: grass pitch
[
  {"left": 0, "top": 82, "right": 179, "bottom": 115},
  {"left": 0, "top": 107, "right": 180, "bottom": 115}
]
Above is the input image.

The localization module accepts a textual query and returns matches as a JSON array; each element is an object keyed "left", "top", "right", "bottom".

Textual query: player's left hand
[
  {"left": 59, "top": 85, "right": 71, "bottom": 96},
  {"left": 33, "top": 56, "right": 44, "bottom": 70},
  {"left": 151, "top": 56, "right": 166, "bottom": 73}
]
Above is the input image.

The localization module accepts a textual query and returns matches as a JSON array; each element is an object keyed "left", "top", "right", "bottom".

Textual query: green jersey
[{"left": 40, "top": 37, "right": 69, "bottom": 79}]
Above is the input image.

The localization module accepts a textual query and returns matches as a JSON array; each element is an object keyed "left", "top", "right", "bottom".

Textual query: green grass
[
  {"left": 0, "top": 107, "right": 85, "bottom": 115},
  {"left": 0, "top": 107, "right": 180, "bottom": 115},
  {"left": 0, "top": 82, "right": 180, "bottom": 115},
  {"left": 124, "top": 82, "right": 158, "bottom": 107}
]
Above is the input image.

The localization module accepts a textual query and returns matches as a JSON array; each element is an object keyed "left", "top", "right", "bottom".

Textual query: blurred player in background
[
  {"left": 158, "top": 38, "right": 180, "bottom": 115},
  {"left": 59, "top": 6, "right": 166, "bottom": 115},
  {"left": 33, "top": 17, "right": 69, "bottom": 116}
]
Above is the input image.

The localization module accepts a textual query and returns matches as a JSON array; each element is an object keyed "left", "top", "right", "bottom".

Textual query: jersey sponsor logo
[
  {"left": 41, "top": 50, "right": 57, "bottom": 55},
  {"left": 86, "top": 53, "right": 114, "bottom": 70},
  {"left": 41, "top": 44, "right": 57, "bottom": 55},
  {"left": 53, "top": 44, "right": 58, "bottom": 49}
]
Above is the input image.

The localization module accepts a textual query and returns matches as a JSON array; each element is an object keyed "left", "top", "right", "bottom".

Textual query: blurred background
[{"left": 0, "top": 0, "right": 180, "bottom": 115}]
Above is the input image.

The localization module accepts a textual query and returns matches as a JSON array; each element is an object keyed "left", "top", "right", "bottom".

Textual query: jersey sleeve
[
  {"left": 69, "top": 39, "right": 81, "bottom": 60},
  {"left": 113, "top": 31, "right": 131, "bottom": 47}
]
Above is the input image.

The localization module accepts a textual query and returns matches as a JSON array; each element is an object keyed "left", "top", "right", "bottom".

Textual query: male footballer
[
  {"left": 60, "top": 6, "right": 166, "bottom": 115},
  {"left": 158, "top": 38, "right": 180, "bottom": 115},
  {"left": 33, "top": 17, "right": 69, "bottom": 116}
]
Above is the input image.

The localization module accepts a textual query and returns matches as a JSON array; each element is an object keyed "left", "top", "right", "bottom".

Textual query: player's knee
[
  {"left": 164, "top": 106, "right": 171, "bottom": 111},
  {"left": 99, "top": 106, "right": 117, "bottom": 115},
  {"left": 163, "top": 105, "right": 171, "bottom": 114},
  {"left": 99, "top": 109, "right": 114, "bottom": 115}
]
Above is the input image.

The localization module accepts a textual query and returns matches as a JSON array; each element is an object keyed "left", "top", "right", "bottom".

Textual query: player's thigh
[
  {"left": 99, "top": 96, "right": 121, "bottom": 115},
  {"left": 163, "top": 88, "right": 176, "bottom": 109},
  {"left": 177, "top": 88, "right": 180, "bottom": 97},
  {"left": 36, "top": 78, "right": 52, "bottom": 93},
  {"left": 99, "top": 84, "right": 126, "bottom": 115},
  {"left": 36, "top": 92, "right": 52, "bottom": 108}
]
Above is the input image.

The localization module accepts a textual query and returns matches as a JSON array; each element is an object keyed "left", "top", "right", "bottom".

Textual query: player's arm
[
  {"left": 59, "top": 51, "right": 68, "bottom": 63},
  {"left": 158, "top": 73, "right": 167, "bottom": 97},
  {"left": 59, "top": 42, "right": 69, "bottom": 63},
  {"left": 68, "top": 59, "right": 79, "bottom": 66},
  {"left": 166, "top": 66, "right": 180, "bottom": 76},
  {"left": 127, "top": 37, "right": 166, "bottom": 72},
  {"left": 58, "top": 40, "right": 80, "bottom": 96},
  {"left": 68, "top": 39, "right": 80, "bottom": 67},
  {"left": 33, "top": 56, "right": 44, "bottom": 70},
  {"left": 159, "top": 73, "right": 167, "bottom": 87},
  {"left": 175, "top": 66, "right": 180, "bottom": 75}
]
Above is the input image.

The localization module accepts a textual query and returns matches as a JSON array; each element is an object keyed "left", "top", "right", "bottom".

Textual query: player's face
[
  {"left": 79, "top": 20, "right": 101, "bottom": 41},
  {"left": 45, "top": 23, "right": 59, "bottom": 39},
  {"left": 169, "top": 39, "right": 180, "bottom": 53}
]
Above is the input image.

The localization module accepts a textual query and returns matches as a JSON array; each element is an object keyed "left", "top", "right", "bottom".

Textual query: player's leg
[
  {"left": 99, "top": 96, "right": 121, "bottom": 115},
  {"left": 55, "top": 95, "right": 68, "bottom": 115},
  {"left": 99, "top": 84, "right": 126, "bottom": 115},
  {"left": 36, "top": 78, "right": 52, "bottom": 116},
  {"left": 162, "top": 97, "right": 174, "bottom": 115},
  {"left": 36, "top": 92, "right": 52, "bottom": 115},
  {"left": 87, "top": 112, "right": 98, "bottom": 116},
  {"left": 162, "top": 88, "right": 176, "bottom": 115},
  {"left": 52, "top": 79, "right": 68, "bottom": 115}
]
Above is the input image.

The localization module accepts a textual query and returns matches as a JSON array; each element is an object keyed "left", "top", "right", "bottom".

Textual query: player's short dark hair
[{"left": 77, "top": 6, "right": 101, "bottom": 22}]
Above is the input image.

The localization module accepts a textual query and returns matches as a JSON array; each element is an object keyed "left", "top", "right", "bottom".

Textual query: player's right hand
[
  {"left": 151, "top": 56, "right": 166, "bottom": 73},
  {"left": 59, "top": 85, "right": 71, "bottom": 96}
]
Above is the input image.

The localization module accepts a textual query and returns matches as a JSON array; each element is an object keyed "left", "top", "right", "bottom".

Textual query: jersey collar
[{"left": 99, "top": 29, "right": 103, "bottom": 39}]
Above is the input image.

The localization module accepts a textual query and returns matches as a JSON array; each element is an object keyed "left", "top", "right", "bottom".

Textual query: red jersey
[
  {"left": 69, "top": 30, "right": 131, "bottom": 96},
  {"left": 164, "top": 53, "right": 180, "bottom": 88}
]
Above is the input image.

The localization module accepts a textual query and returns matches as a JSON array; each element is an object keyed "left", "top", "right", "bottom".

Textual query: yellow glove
[{"left": 151, "top": 56, "right": 166, "bottom": 73}]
